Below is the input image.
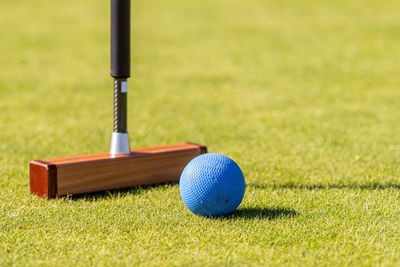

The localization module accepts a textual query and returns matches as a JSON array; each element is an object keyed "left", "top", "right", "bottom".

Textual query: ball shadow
[{"left": 216, "top": 206, "right": 298, "bottom": 220}]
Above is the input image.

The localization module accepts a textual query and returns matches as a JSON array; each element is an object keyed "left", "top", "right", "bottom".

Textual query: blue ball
[{"left": 179, "top": 153, "right": 245, "bottom": 216}]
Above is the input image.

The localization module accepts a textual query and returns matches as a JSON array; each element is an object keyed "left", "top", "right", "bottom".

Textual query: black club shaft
[{"left": 111, "top": 0, "right": 130, "bottom": 79}]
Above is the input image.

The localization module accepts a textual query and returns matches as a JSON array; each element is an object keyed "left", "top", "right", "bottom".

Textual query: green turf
[{"left": 1, "top": 0, "right": 400, "bottom": 265}]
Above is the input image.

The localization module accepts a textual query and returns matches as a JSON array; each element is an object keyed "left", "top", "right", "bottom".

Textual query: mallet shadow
[{"left": 67, "top": 182, "right": 178, "bottom": 201}]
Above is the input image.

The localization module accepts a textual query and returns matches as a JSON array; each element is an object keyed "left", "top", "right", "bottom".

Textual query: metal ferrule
[{"left": 110, "top": 132, "right": 131, "bottom": 156}]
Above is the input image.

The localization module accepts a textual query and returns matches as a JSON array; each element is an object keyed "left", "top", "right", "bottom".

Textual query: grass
[{"left": 1, "top": 0, "right": 400, "bottom": 265}]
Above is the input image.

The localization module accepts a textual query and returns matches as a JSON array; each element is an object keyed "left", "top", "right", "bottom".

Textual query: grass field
[{"left": 1, "top": 0, "right": 400, "bottom": 265}]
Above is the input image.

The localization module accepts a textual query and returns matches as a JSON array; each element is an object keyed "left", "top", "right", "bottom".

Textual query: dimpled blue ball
[{"left": 179, "top": 153, "right": 245, "bottom": 216}]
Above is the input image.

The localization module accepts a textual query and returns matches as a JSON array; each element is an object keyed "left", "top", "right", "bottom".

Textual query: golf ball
[{"left": 179, "top": 153, "right": 245, "bottom": 216}]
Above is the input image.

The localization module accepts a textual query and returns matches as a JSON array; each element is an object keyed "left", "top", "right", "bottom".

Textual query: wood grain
[{"left": 30, "top": 142, "right": 207, "bottom": 198}]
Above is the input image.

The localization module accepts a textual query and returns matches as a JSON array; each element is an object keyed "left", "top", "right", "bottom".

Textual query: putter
[{"left": 29, "top": 0, "right": 207, "bottom": 198}]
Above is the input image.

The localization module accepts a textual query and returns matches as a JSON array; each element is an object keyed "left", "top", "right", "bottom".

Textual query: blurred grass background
[{"left": 1, "top": 0, "right": 400, "bottom": 265}]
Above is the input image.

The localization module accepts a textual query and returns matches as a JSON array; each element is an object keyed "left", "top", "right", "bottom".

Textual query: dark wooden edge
[
  {"left": 30, "top": 160, "right": 57, "bottom": 199},
  {"left": 185, "top": 142, "right": 207, "bottom": 154}
]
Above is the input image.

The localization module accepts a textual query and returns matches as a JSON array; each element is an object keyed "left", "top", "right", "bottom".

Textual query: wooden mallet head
[{"left": 30, "top": 143, "right": 207, "bottom": 198}]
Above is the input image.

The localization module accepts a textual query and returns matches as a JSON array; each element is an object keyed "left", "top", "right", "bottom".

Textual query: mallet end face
[{"left": 30, "top": 142, "right": 207, "bottom": 199}]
